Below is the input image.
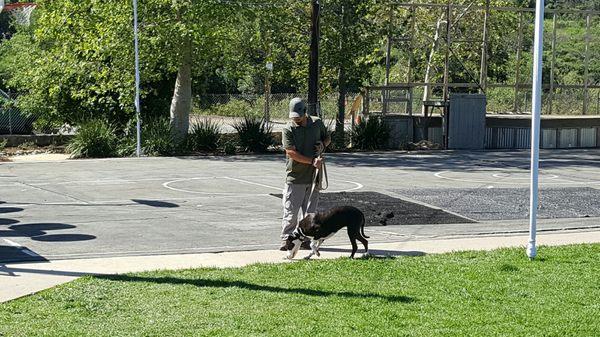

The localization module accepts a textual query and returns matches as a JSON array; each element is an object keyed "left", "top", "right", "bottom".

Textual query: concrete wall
[
  {"left": 0, "top": 135, "right": 73, "bottom": 147},
  {"left": 382, "top": 114, "right": 600, "bottom": 150},
  {"left": 485, "top": 116, "right": 600, "bottom": 149}
]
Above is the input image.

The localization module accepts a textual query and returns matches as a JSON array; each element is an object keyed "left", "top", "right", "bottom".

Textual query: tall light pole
[
  {"left": 528, "top": 0, "right": 545, "bottom": 259},
  {"left": 133, "top": 0, "right": 142, "bottom": 157}
]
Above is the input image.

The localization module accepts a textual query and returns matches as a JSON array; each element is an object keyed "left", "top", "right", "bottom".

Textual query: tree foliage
[{"left": 0, "top": 0, "right": 598, "bottom": 134}]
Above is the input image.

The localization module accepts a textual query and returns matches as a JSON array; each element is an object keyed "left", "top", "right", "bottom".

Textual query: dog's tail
[{"left": 360, "top": 212, "right": 369, "bottom": 239}]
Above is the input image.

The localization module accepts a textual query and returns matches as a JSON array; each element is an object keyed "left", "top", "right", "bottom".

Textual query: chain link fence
[
  {"left": 194, "top": 93, "right": 361, "bottom": 129},
  {"left": 0, "top": 89, "right": 37, "bottom": 135}
]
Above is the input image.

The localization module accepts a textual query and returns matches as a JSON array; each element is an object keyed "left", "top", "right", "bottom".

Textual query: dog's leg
[
  {"left": 348, "top": 234, "right": 358, "bottom": 259},
  {"left": 302, "top": 240, "right": 319, "bottom": 260},
  {"left": 349, "top": 239, "right": 358, "bottom": 259},
  {"left": 287, "top": 240, "right": 301, "bottom": 259},
  {"left": 315, "top": 239, "right": 324, "bottom": 257},
  {"left": 357, "top": 236, "right": 369, "bottom": 258},
  {"left": 310, "top": 239, "right": 320, "bottom": 258},
  {"left": 348, "top": 227, "right": 362, "bottom": 258}
]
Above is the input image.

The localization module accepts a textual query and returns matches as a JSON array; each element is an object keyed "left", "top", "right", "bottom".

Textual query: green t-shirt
[{"left": 282, "top": 116, "right": 328, "bottom": 184}]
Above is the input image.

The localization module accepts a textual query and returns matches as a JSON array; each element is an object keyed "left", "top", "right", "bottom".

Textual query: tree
[
  {"left": 0, "top": 0, "right": 236, "bottom": 136},
  {"left": 320, "top": 0, "right": 379, "bottom": 146}
]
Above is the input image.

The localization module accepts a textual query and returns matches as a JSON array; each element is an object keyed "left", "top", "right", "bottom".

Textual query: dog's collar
[{"left": 293, "top": 227, "right": 308, "bottom": 241}]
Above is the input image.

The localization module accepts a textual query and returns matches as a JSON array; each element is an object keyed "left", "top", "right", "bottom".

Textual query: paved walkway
[{"left": 2, "top": 229, "right": 599, "bottom": 303}]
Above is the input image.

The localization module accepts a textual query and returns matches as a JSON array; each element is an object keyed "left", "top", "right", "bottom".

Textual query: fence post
[
  {"left": 583, "top": 13, "right": 590, "bottom": 115},
  {"left": 548, "top": 12, "right": 557, "bottom": 114},
  {"left": 8, "top": 103, "right": 13, "bottom": 135},
  {"left": 514, "top": 11, "right": 524, "bottom": 114}
]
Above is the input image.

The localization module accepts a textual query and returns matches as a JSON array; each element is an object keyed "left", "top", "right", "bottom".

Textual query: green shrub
[
  {"left": 328, "top": 129, "right": 349, "bottom": 151},
  {"left": 0, "top": 138, "right": 7, "bottom": 152},
  {"left": 350, "top": 116, "right": 390, "bottom": 150},
  {"left": 67, "top": 119, "right": 117, "bottom": 158},
  {"left": 116, "top": 129, "right": 137, "bottom": 157},
  {"left": 231, "top": 117, "right": 273, "bottom": 153},
  {"left": 189, "top": 118, "right": 221, "bottom": 152},
  {"left": 141, "top": 118, "right": 177, "bottom": 156}
]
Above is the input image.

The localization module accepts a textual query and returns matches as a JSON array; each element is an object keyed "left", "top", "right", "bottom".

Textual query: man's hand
[
  {"left": 315, "top": 141, "right": 325, "bottom": 155},
  {"left": 312, "top": 157, "right": 323, "bottom": 170}
]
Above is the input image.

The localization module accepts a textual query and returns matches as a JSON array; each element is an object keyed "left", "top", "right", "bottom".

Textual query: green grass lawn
[{"left": 2, "top": 244, "right": 599, "bottom": 337}]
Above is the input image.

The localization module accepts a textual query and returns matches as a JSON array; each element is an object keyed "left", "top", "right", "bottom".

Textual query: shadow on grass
[
  {"left": 319, "top": 247, "right": 426, "bottom": 257},
  {"left": 98, "top": 274, "right": 414, "bottom": 303}
]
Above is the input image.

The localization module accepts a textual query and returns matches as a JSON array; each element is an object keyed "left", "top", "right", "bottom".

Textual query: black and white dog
[{"left": 284, "top": 206, "right": 369, "bottom": 260}]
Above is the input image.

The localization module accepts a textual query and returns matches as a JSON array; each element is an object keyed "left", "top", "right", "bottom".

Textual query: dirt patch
[
  {"left": 9, "top": 153, "right": 70, "bottom": 162},
  {"left": 407, "top": 140, "right": 442, "bottom": 151},
  {"left": 271, "top": 191, "right": 474, "bottom": 226},
  {"left": 1, "top": 144, "right": 66, "bottom": 156},
  {"left": 1, "top": 144, "right": 67, "bottom": 162}
]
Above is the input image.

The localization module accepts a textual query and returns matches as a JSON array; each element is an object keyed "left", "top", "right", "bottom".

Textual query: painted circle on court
[
  {"left": 163, "top": 177, "right": 363, "bottom": 196},
  {"left": 434, "top": 171, "right": 600, "bottom": 185},
  {"left": 491, "top": 173, "right": 559, "bottom": 180}
]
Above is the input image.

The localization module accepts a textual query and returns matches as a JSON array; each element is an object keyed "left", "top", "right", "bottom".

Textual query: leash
[{"left": 305, "top": 147, "right": 328, "bottom": 214}]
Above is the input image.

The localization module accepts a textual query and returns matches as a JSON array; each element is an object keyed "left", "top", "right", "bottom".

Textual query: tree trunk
[
  {"left": 422, "top": 13, "right": 445, "bottom": 114},
  {"left": 170, "top": 36, "right": 192, "bottom": 140}
]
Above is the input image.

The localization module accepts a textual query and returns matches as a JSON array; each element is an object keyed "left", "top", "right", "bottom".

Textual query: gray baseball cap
[{"left": 288, "top": 97, "right": 306, "bottom": 118}]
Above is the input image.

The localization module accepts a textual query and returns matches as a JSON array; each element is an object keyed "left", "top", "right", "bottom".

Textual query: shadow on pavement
[{"left": 132, "top": 199, "right": 180, "bottom": 208}]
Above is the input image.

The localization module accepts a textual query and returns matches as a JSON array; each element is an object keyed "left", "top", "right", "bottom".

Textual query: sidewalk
[{"left": 2, "top": 230, "right": 600, "bottom": 303}]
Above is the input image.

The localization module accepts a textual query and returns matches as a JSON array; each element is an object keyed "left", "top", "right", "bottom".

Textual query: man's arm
[{"left": 285, "top": 147, "right": 314, "bottom": 165}]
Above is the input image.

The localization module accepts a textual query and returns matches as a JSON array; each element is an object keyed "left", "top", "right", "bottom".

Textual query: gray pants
[{"left": 281, "top": 183, "right": 320, "bottom": 239}]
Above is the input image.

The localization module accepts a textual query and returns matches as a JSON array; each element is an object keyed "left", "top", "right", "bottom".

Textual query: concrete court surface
[{"left": 1, "top": 149, "right": 600, "bottom": 264}]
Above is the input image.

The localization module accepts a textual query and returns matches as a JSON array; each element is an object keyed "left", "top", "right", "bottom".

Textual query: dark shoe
[{"left": 300, "top": 241, "right": 311, "bottom": 250}]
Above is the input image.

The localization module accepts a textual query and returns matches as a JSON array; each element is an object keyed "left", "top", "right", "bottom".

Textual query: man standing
[{"left": 280, "top": 97, "right": 331, "bottom": 250}]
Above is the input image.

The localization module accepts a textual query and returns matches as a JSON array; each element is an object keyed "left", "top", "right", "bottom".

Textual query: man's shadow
[{"left": 98, "top": 274, "right": 415, "bottom": 303}]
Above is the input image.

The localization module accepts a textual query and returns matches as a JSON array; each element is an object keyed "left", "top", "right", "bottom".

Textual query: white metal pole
[
  {"left": 528, "top": 0, "right": 545, "bottom": 259},
  {"left": 133, "top": 0, "right": 142, "bottom": 157}
]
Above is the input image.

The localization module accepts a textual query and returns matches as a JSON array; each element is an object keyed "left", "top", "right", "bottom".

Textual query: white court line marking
[
  {"left": 0, "top": 175, "right": 279, "bottom": 187},
  {"left": 327, "top": 180, "right": 364, "bottom": 193},
  {"left": 492, "top": 173, "right": 559, "bottom": 179},
  {"left": 18, "top": 182, "right": 89, "bottom": 205},
  {"left": 1, "top": 239, "right": 41, "bottom": 257},
  {"left": 163, "top": 177, "right": 271, "bottom": 196},
  {"left": 3, "top": 239, "right": 22, "bottom": 247},
  {"left": 434, "top": 171, "right": 600, "bottom": 185},
  {"left": 163, "top": 176, "right": 364, "bottom": 196},
  {"left": 21, "top": 250, "right": 39, "bottom": 257},
  {"left": 223, "top": 177, "right": 281, "bottom": 191}
]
